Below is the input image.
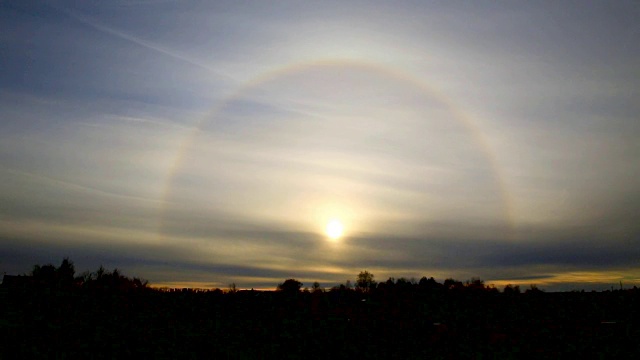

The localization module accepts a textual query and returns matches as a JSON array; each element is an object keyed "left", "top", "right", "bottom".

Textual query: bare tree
[{"left": 356, "top": 270, "right": 376, "bottom": 293}]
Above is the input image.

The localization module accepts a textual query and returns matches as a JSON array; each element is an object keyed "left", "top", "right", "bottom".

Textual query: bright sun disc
[{"left": 326, "top": 220, "right": 344, "bottom": 240}]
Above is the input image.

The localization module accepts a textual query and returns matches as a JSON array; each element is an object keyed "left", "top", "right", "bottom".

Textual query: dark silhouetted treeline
[{"left": 2, "top": 260, "right": 640, "bottom": 358}]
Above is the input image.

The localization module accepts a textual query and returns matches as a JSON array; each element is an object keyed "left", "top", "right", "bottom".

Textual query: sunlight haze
[{"left": 1, "top": 0, "right": 638, "bottom": 291}]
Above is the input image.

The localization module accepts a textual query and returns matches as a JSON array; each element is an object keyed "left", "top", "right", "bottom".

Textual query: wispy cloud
[{"left": 56, "top": 6, "right": 236, "bottom": 84}]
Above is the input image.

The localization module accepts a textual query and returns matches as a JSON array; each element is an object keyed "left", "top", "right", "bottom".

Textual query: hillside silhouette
[{"left": 2, "top": 258, "right": 639, "bottom": 358}]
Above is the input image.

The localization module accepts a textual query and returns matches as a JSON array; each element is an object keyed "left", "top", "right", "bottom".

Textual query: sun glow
[{"left": 326, "top": 220, "right": 344, "bottom": 240}]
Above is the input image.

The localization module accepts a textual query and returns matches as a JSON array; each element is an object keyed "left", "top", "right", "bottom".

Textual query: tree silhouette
[
  {"left": 31, "top": 263, "right": 56, "bottom": 285},
  {"left": 67, "top": 264, "right": 148, "bottom": 291},
  {"left": 418, "top": 276, "right": 442, "bottom": 291},
  {"left": 345, "top": 280, "right": 353, "bottom": 290},
  {"left": 503, "top": 284, "right": 520, "bottom": 294},
  {"left": 277, "top": 279, "right": 302, "bottom": 293},
  {"left": 444, "top": 278, "right": 463, "bottom": 290},
  {"left": 356, "top": 270, "right": 376, "bottom": 293},
  {"left": 465, "top": 277, "right": 486, "bottom": 292},
  {"left": 525, "top": 284, "right": 543, "bottom": 294},
  {"left": 7, "top": 257, "right": 640, "bottom": 359},
  {"left": 57, "top": 257, "right": 75, "bottom": 287}
]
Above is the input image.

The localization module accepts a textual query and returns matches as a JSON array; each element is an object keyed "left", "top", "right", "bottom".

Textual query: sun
[{"left": 326, "top": 220, "right": 344, "bottom": 240}]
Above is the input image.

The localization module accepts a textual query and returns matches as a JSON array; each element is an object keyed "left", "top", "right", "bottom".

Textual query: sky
[{"left": 1, "top": 0, "right": 639, "bottom": 291}]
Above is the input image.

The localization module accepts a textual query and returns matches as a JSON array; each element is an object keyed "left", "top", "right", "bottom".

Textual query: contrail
[
  {"left": 56, "top": 5, "right": 237, "bottom": 84},
  {"left": 116, "top": 0, "right": 182, "bottom": 6},
  {"left": 104, "top": 115, "right": 193, "bottom": 130},
  {"left": 4, "top": 167, "right": 166, "bottom": 205}
]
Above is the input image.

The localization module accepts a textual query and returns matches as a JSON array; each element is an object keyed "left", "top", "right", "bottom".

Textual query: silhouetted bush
[{"left": 277, "top": 278, "right": 302, "bottom": 293}]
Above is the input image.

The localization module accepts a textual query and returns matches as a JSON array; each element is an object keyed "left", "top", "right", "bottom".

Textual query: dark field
[{"left": 2, "top": 277, "right": 639, "bottom": 359}]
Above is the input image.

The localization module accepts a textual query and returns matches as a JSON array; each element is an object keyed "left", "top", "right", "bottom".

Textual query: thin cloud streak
[
  {"left": 4, "top": 167, "right": 165, "bottom": 204},
  {"left": 56, "top": 5, "right": 237, "bottom": 85}
]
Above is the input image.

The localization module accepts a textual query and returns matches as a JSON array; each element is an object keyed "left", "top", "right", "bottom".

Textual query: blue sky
[{"left": 1, "top": 0, "right": 639, "bottom": 290}]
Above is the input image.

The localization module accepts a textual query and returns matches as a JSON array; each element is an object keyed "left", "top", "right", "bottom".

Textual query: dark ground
[{"left": 2, "top": 281, "right": 639, "bottom": 359}]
